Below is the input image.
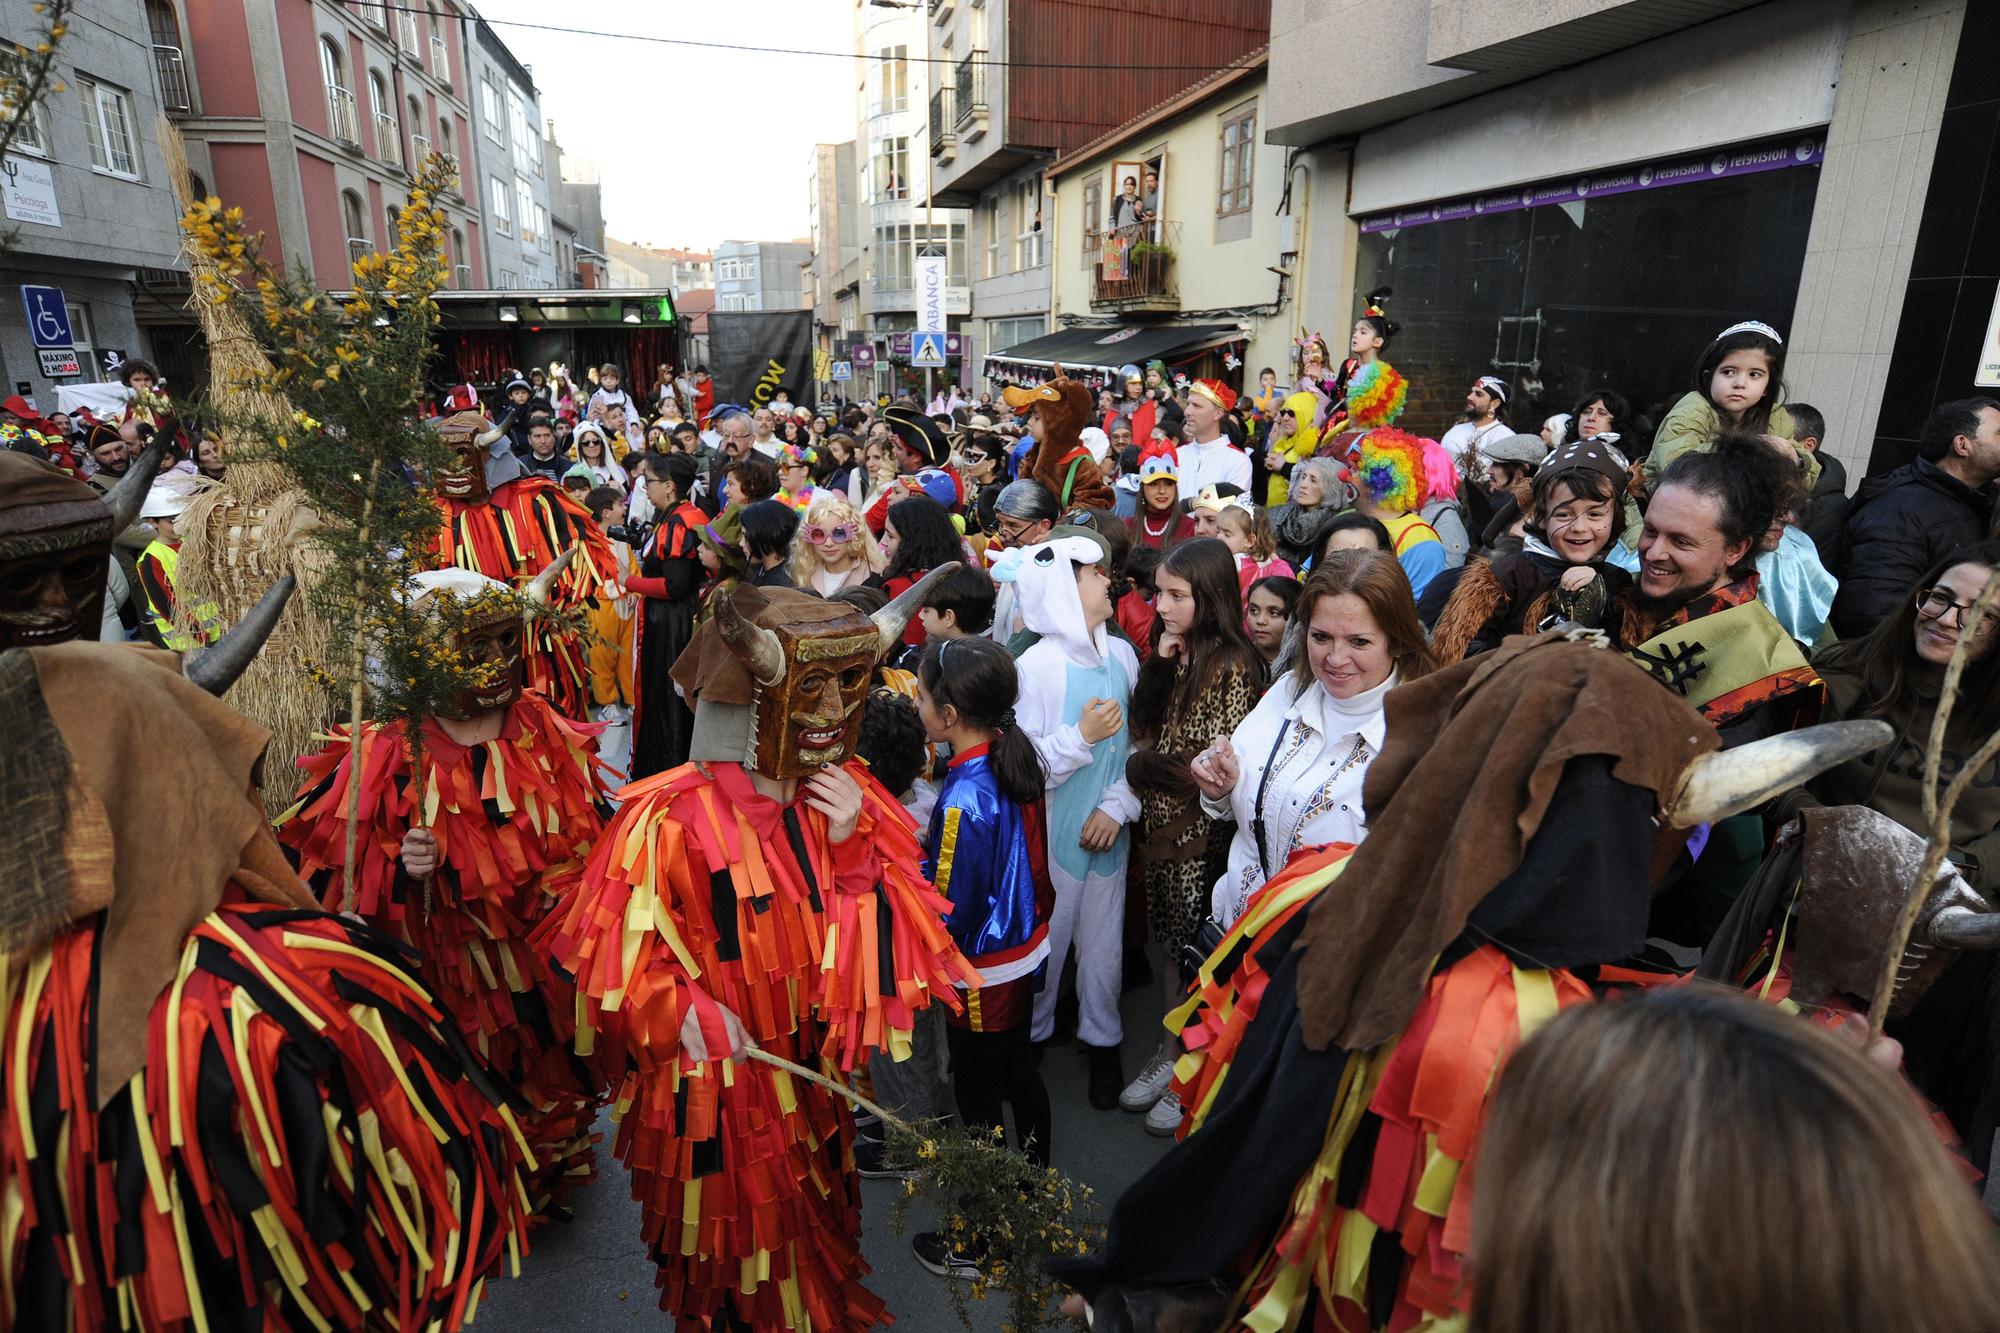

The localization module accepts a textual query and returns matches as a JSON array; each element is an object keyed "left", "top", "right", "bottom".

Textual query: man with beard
[{"left": 1439, "top": 375, "right": 1511, "bottom": 523}]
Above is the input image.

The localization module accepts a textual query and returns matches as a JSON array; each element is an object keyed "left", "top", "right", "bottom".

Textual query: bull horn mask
[
  {"left": 716, "top": 591, "right": 785, "bottom": 685},
  {"left": 183, "top": 573, "right": 298, "bottom": 695},
  {"left": 1662, "top": 720, "right": 1893, "bottom": 829},
  {"left": 1929, "top": 905, "right": 2000, "bottom": 949},
  {"left": 871, "top": 562, "right": 961, "bottom": 656},
  {"left": 477, "top": 408, "right": 515, "bottom": 451},
  {"left": 524, "top": 545, "right": 575, "bottom": 608},
  {"left": 100, "top": 438, "right": 168, "bottom": 534}
]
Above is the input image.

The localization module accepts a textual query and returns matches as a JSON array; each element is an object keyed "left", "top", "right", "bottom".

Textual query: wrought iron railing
[
  {"left": 928, "top": 87, "right": 954, "bottom": 158},
  {"left": 1088, "top": 219, "right": 1180, "bottom": 307},
  {"left": 954, "top": 50, "right": 985, "bottom": 130},
  {"left": 153, "top": 45, "right": 190, "bottom": 113},
  {"left": 326, "top": 84, "right": 359, "bottom": 144}
]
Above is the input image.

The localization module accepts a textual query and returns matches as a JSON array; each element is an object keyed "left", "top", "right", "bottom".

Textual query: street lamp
[
  {"left": 498, "top": 304, "right": 519, "bottom": 322},
  {"left": 621, "top": 301, "right": 642, "bottom": 324}
]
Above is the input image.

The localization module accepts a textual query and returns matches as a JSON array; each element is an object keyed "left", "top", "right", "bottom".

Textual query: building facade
[
  {"left": 175, "top": 0, "right": 487, "bottom": 295},
  {"left": 807, "top": 139, "right": 860, "bottom": 394},
  {"left": 464, "top": 10, "right": 552, "bottom": 289},
  {"left": 544, "top": 123, "right": 605, "bottom": 287},
  {"left": 0, "top": 0, "right": 187, "bottom": 396},
  {"left": 848, "top": 0, "right": 968, "bottom": 400},
  {"left": 1266, "top": 0, "right": 1974, "bottom": 480},
  {"left": 713, "top": 239, "right": 811, "bottom": 312},
  {"left": 1034, "top": 51, "right": 1292, "bottom": 392},
  {"left": 926, "top": 0, "right": 1270, "bottom": 391}
]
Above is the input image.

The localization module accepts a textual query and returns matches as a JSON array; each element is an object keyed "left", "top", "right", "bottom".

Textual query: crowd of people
[{"left": 8, "top": 304, "right": 2000, "bottom": 1332}]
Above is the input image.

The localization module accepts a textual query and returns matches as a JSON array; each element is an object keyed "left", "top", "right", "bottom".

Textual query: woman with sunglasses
[
  {"left": 1772, "top": 541, "right": 2000, "bottom": 893},
  {"left": 786, "top": 490, "right": 885, "bottom": 597}
]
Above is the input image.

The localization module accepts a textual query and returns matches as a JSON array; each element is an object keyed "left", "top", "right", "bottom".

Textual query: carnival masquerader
[
  {"left": 1, "top": 638, "right": 537, "bottom": 1333},
  {"left": 627, "top": 451, "right": 709, "bottom": 779},
  {"left": 428, "top": 407, "right": 618, "bottom": 718},
  {"left": 1347, "top": 428, "right": 1448, "bottom": 599},
  {"left": 1127, "top": 439, "right": 1194, "bottom": 552},
  {"left": 277, "top": 562, "right": 605, "bottom": 1214},
  {"left": 1003, "top": 369, "right": 1117, "bottom": 513},
  {"left": 996, "top": 530, "right": 1141, "bottom": 1108},
  {"left": 0, "top": 445, "right": 161, "bottom": 648},
  {"left": 1056, "top": 635, "right": 1890, "bottom": 1333},
  {"left": 536, "top": 572, "right": 979, "bottom": 1330}
]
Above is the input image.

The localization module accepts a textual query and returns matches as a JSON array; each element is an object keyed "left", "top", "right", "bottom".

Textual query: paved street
[{"left": 475, "top": 968, "right": 1176, "bottom": 1331}]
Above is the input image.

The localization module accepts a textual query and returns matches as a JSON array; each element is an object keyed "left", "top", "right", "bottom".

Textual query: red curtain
[{"left": 446, "top": 330, "right": 516, "bottom": 386}]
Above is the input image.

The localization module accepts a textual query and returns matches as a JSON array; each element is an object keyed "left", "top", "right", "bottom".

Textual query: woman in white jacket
[{"left": 1191, "top": 551, "right": 1437, "bottom": 927}]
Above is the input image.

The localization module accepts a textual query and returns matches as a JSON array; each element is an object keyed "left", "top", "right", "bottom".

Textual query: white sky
[{"left": 475, "top": 0, "right": 859, "bottom": 253}]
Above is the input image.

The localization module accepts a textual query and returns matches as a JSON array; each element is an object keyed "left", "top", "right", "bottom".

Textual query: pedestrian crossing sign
[{"left": 911, "top": 332, "right": 947, "bottom": 367}]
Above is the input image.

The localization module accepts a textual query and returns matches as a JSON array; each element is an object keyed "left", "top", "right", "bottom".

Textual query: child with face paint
[{"left": 994, "top": 528, "right": 1141, "bottom": 1111}]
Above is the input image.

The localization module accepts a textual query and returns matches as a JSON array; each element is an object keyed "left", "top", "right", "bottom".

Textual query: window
[
  {"left": 360, "top": 1, "right": 386, "bottom": 29},
  {"left": 147, "top": 0, "right": 192, "bottom": 113},
  {"left": 1218, "top": 104, "right": 1255, "bottom": 216},
  {"left": 1081, "top": 174, "right": 1103, "bottom": 257},
  {"left": 499, "top": 268, "right": 518, "bottom": 288},
  {"left": 370, "top": 71, "right": 399, "bottom": 165},
  {"left": 988, "top": 315, "right": 1046, "bottom": 357},
  {"left": 407, "top": 95, "right": 429, "bottom": 159},
  {"left": 872, "top": 136, "right": 908, "bottom": 202},
  {"left": 428, "top": 6, "right": 450, "bottom": 83},
  {"left": 489, "top": 174, "right": 511, "bottom": 234},
  {"left": 341, "top": 190, "right": 368, "bottom": 266},
  {"left": 535, "top": 204, "right": 550, "bottom": 252},
  {"left": 320, "top": 38, "right": 357, "bottom": 144},
  {"left": 450, "top": 226, "right": 468, "bottom": 287},
  {"left": 68, "top": 302, "right": 101, "bottom": 379},
  {"left": 876, "top": 45, "right": 908, "bottom": 114},
  {"left": 480, "top": 77, "right": 504, "bottom": 145},
  {"left": 80, "top": 78, "right": 139, "bottom": 176},
  {"left": 508, "top": 88, "right": 539, "bottom": 172},
  {"left": 981, "top": 195, "right": 999, "bottom": 278},
  {"left": 437, "top": 117, "right": 453, "bottom": 168},
  {"left": 516, "top": 178, "right": 534, "bottom": 242},
  {"left": 5, "top": 75, "right": 48, "bottom": 154},
  {"left": 396, "top": 4, "right": 419, "bottom": 52},
  {"left": 386, "top": 204, "right": 401, "bottom": 250},
  {"left": 918, "top": 221, "right": 967, "bottom": 287},
  {"left": 1012, "top": 175, "right": 1044, "bottom": 269}
]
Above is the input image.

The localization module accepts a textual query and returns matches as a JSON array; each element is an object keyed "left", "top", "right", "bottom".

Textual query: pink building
[{"left": 167, "top": 0, "right": 486, "bottom": 289}]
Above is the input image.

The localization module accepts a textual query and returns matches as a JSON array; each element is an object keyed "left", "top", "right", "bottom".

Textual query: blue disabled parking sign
[
  {"left": 21, "top": 284, "right": 80, "bottom": 377},
  {"left": 911, "top": 332, "right": 947, "bottom": 368}
]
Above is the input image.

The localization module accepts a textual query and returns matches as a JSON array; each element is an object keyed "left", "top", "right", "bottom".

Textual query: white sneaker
[
  {"left": 1118, "top": 1051, "right": 1173, "bottom": 1111},
  {"left": 1145, "top": 1091, "right": 1183, "bottom": 1136}
]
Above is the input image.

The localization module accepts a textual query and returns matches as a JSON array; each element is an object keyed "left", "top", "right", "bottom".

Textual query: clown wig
[
  {"left": 1417, "top": 436, "right": 1461, "bottom": 506},
  {"left": 1351, "top": 428, "right": 1428, "bottom": 516},
  {"left": 1344, "top": 359, "right": 1409, "bottom": 429},
  {"left": 785, "top": 489, "right": 886, "bottom": 586}
]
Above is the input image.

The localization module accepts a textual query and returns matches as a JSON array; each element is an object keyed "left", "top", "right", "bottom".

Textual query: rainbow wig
[
  {"left": 1351, "top": 428, "right": 1427, "bottom": 515},
  {"left": 1345, "top": 360, "right": 1408, "bottom": 429},
  {"left": 1417, "top": 436, "right": 1460, "bottom": 505}
]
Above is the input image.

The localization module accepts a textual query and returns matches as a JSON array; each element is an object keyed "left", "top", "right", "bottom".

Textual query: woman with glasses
[
  {"left": 785, "top": 490, "right": 885, "bottom": 596},
  {"left": 1773, "top": 540, "right": 2000, "bottom": 894}
]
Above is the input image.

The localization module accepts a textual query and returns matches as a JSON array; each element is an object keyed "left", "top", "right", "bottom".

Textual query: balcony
[
  {"left": 375, "top": 112, "right": 401, "bottom": 167},
  {"left": 1089, "top": 220, "right": 1180, "bottom": 312},
  {"left": 929, "top": 0, "right": 952, "bottom": 21},
  {"left": 153, "top": 45, "right": 191, "bottom": 114},
  {"left": 953, "top": 50, "right": 988, "bottom": 138},
  {"left": 347, "top": 237, "right": 371, "bottom": 268},
  {"left": 429, "top": 33, "right": 450, "bottom": 83},
  {"left": 411, "top": 131, "right": 432, "bottom": 164},
  {"left": 453, "top": 262, "right": 472, "bottom": 289},
  {"left": 326, "top": 84, "right": 359, "bottom": 145},
  {"left": 396, "top": 10, "right": 419, "bottom": 53},
  {"left": 928, "top": 87, "right": 955, "bottom": 163}
]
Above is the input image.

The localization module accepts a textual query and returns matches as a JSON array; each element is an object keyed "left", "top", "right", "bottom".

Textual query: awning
[{"left": 985, "top": 321, "right": 1244, "bottom": 377}]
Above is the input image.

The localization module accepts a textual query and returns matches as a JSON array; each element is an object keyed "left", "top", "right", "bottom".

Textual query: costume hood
[{"left": 991, "top": 531, "right": 1109, "bottom": 666}]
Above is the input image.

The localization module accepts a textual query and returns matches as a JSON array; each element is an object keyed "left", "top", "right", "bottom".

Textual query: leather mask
[
  {"left": 446, "top": 610, "right": 525, "bottom": 719},
  {"left": 0, "top": 497, "right": 112, "bottom": 651},
  {"left": 435, "top": 433, "right": 491, "bottom": 503}
]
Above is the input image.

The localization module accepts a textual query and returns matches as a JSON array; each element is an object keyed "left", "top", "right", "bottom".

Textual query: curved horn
[
  {"left": 715, "top": 587, "right": 785, "bottom": 685},
  {"left": 477, "top": 407, "right": 516, "bottom": 449},
  {"left": 524, "top": 544, "right": 576, "bottom": 608},
  {"left": 100, "top": 438, "right": 167, "bottom": 533},
  {"left": 873, "top": 561, "right": 961, "bottom": 657},
  {"left": 1663, "top": 720, "right": 1893, "bottom": 829},
  {"left": 1928, "top": 905, "right": 2000, "bottom": 950},
  {"left": 182, "top": 574, "right": 297, "bottom": 695}
]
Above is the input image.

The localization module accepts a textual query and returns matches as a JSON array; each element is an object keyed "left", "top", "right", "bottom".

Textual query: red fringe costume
[
  {"left": 432, "top": 477, "right": 619, "bottom": 718},
  {"left": 537, "top": 758, "right": 979, "bottom": 1329},
  {"left": 277, "top": 690, "right": 609, "bottom": 1214},
  {"left": 1, "top": 894, "right": 536, "bottom": 1332}
]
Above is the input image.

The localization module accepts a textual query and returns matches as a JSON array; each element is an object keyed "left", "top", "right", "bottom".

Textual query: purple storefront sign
[{"left": 1358, "top": 134, "right": 1826, "bottom": 235}]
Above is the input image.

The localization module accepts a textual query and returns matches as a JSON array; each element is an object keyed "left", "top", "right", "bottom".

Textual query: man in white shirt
[
  {"left": 1176, "top": 379, "right": 1251, "bottom": 500},
  {"left": 1439, "top": 376, "right": 1513, "bottom": 474},
  {"left": 750, "top": 406, "right": 782, "bottom": 459}
]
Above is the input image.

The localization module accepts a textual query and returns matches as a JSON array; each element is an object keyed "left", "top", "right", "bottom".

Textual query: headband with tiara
[{"left": 1715, "top": 320, "right": 1783, "bottom": 345}]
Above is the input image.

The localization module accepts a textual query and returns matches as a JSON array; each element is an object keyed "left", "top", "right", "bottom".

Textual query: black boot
[{"left": 1085, "top": 1043, "right": 1124, "bottom": 1111}]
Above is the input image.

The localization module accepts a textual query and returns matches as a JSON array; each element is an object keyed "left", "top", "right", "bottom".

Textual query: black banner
[{"left": 706, "top": 309, "right": 814, "bottom": 411}]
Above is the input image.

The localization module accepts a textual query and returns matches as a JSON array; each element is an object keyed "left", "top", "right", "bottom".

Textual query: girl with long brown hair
[
  {"left": 1473, "top": 986, "right": 2000, "bottom": 1333},
  {"left": 1118, "top": 537, "right": 1265, "bottom": 1133}
]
